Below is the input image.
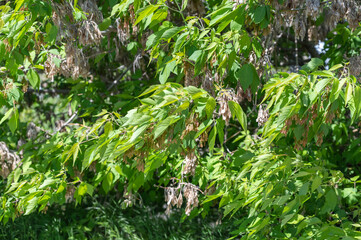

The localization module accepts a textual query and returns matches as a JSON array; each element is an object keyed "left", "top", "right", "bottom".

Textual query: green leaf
[
  {"left": 320, "top": 188, "right": 337, "bottom": 214},
  {"left": 315, "top": 78, "right": 331, "bottom": 94},
  {"left": 209, "top": 6, "right": 232, "bottom": 27},
  {"left": 311, "top": 70, "right": 334, "bottom": 78},
  {"left": 329, "top": 64, "right": 343, "bottom": 71},
  {"left": 202, "top": 191, "right": 224, "bottom": 204},
  {"left": 254, "top": 6, "right": 266, "bottom": 24},
  {"left": 281, "top": 213, "right": 295, "bottom": 227},
  {"left": 98, "top": 17, "right": 112, "bottom": 31},
  {"left": 159, "top": 58, "right": 176, "bottom": 84},
  {"left": 25, "top": 196, "right": 39, "bottom": 215},
  {"left": 134, "top": 4, "right": 159, "bottom": 25},
  {"left": 45, "top": 24, "right": 58, "bottom": 43},
  {"left": 8, "top": 108, "right": 18, "bottom": 134},
  {"left": 311, "top": 176, "right": 322, "bottom": 192},
  {"left": 27, "top": 69, "right": 40, "bottom": 89},
  {"left": 288, "top": 214, "right": 305, "bottom": 225},
  {"left": 216, "top": 6, "right": 244, "bottom": 33},
  {"left": 173, "top": 32, "right": 188, "bottom": 53},
  {"left": 77, "top": 182, "right": 88, "bottom": 197},
  {"left": 39, "top": 179, "right": 57, "bottom": 189},
  {"left": 228, "top": 101, "right": 247, "bottom": 131},
  {"left": 149, "top": 9, "right": 168, "bottom": 28},
  {"left": 181, "top": 0, "right": 188, "bottom": 10},
  {"left": 189, "top": 50, "right": 203, "bottom": 62},
  {"left": 0, "top": 108, "right": 13, "bottom": 125},
  {"left": 208, "top": 125, "right": 216, "bottom": 152},
  {"left": 134, "top": 0, "right": 141, "bottom": 11},
  {"left": 153, "top": 116, "right": 179, "bottom": 139},
  {"left": 161, "top": 27, "right": 183, "bottom": 41},
  {"left": 14, "top": 0, "right": 25, "bottom": 12},
  {"left": 146, "top": 27, "right": 167, "bottom": 49},
  {"left": 236, "top": 64, "right": 259, "bottom": 91},
  {"left": 73, "top": 143, "right": 80, "bottom": 165},
  {"left": 299, "top": 182, "right": 310, "bottom": 196},
  {"left": 301, "top": 58, "right": 324, "bottom": 72},
  {"left": 138, "top": 85, "right": 161, "bottom": 97},
  {"left": 206, "top": 97, "right": 216, "bottom": 119},
  {"left": 195, "top": 119, "right": 213, "bottom": 138},
  {"left": 232, "top": 149, "right": 254, "bottom": 166},
  {"left": 102, "top": 171, "right": 114, "bottom": 193},
  {"left": 130, "top": 124, "right": 149, "bottom": 143},
  {"left": 353, "top": 86, "right": 361, "bottom": 122},
  {"left": 132, "top": 172, "right": 144, "bottom": 191},
  {"left": 252, "top": 39, "right": 263, "bottom": 58}
]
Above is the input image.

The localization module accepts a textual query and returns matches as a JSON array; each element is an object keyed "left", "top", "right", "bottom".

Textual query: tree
[{"left": 1, "top": 0, "right": 361, "bottom": 238}]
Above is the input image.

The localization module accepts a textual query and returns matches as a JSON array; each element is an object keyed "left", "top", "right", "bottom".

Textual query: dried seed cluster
[
  {"left": 181, "top": 114, "right": 200, "bottom": 140},
  {"left": 122, "top": 126, "right": 178, "bottom": 171},
  {"left": 65, "top": 185, "right": 76, "bottom": 203},
  {"left": 164, "top": 183, "right": 199, "bottom": 216},
  {"left": 115, "top": 4, "right": 138, "bottom": 45},
  {"left": 45, "top": 45, "right": 90, "bottom": 80},
  {"left": 217, "top": 89, "right": 239, "bottom": 125},
  {"left": 52, "top": 0, "right": 103, "bottom": 43},
  {"left": 27, "top": 122, "right": 40, "bottom": 140},
  {"left": 256, "top": 105, "right": 269, "bottom": 126},
  {"left": 183, "top": 184, "right": 199, "bottom": 216},
  {"left": 182, "top": 151, "right": 197, "bottom": 176},
  {"left": 78, "top": 20, "right": 103, "bottom": 46},
  {"left": 0, "top": 142, "right": 21, "bottom": 179},
  {"left": 123, "top": 186, "right": 137, "bottom": 208},
  {"left": 197, "top": 130, "right": 209, "bottom": 148},
  {"left": 273, "top": 0, "right": 361, "bottom": 41},
  {"left": 280, "top": 103, "right": 334, "bottom": 150},
  {"left": 165, "top": 187, "right": 183, "bottom": 215},
  {"left": 46, "top": 0, "right": 104, "bottom": 80}
]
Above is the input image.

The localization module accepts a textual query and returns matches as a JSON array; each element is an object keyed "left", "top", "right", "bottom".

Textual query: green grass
[{"left": 0, "top": 197, "right": 237, "bottom": 240}]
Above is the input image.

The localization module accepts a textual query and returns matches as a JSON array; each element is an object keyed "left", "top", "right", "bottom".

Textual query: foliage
[
  {"left": 1, "top": 196, "right": 235, "bottom": 239},
  {"left": 1, "top": 0, "right": 361, "bottom": 239}
]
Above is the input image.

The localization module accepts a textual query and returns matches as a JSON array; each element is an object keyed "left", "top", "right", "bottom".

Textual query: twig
[
  {"left": 56, "top": 111, "right": 78, "bottom": 132},
  {"left": 27, "top": 88, "right": 70, "bottom": 95},
  {"left": 106, "top": 64, "right": 133, "bottom": 91},
  {"left": 225, "top": 130, "right": 241, "bottom": 143}
]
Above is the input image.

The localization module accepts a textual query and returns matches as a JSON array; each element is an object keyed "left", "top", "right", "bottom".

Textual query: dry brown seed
[
  {"left": 256, "top": 105, "right": 269, "bottom": 126},
  {"left": 182, "top": 151, "right": 198, "bottom": 176}
]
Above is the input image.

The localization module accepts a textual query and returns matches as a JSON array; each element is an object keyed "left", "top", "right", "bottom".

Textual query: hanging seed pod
[
  {"left": 65, "top": 185, "right": 76, "bottom": 203},
  {"left": 116, "top": 18, "right": 130, "bottom": 44},
  {"left": 0, "top": 142, "right": 21, "bottom": 179},
  {"left": 256, "top": 105, "right": 269, "bottom": 126},
  {"left": 293, "top": 16, "right": 307, "bottom": 40},
  {"left": 78, "top": 20, "right": 103, "bottom": 46},
  {"left": 44, "top": 54, "right": 61, "bottom": 79},
  {"left": 217, "top": 89, "right": 238, "bottom": 125},
  {"left": 182, "top": 151, "right": 197, "bottom": 176},
  {"left": 183, "top": 184, "right": 199, "bottom": 216},
  {"left": 27, "top": 122, "right": 40, "bottom": 140}
]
